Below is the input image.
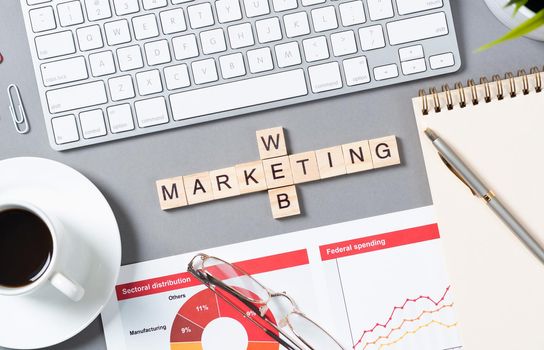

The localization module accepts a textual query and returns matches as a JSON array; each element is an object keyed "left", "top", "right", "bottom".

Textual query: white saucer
[{"left": 0, "top": 157, "right": 121, "bottom": 349}]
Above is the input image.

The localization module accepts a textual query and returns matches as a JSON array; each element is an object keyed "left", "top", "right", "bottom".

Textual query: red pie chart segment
[
  {"left": 170, "top": 288, "right": 280, "bottom": 350},
  {"left": 171, "top": 314, "right": 203, "bottom": 343}
]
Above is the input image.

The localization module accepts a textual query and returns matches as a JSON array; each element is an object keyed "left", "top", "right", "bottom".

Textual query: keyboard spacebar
[{"left": 170, "top": 69, "right": 308, "bottom": 121}]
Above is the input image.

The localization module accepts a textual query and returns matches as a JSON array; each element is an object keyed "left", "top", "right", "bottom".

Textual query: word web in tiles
[
  {"left": 102, "top": 206, "right": 464, "bottom": 350},
  {"left": 156, "top": 127, "right": 401, "bottom": 218}
]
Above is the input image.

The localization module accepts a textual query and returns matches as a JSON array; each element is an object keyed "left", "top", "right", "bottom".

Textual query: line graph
[
  {"left": 353, "top": 286, "right": 451, "bottom": 349},
  {"left": 376, "top": 320, "right": 458, "bottom": 350},
  {"left": 360, "top": 303, "right": 454, "bottom": 350}
]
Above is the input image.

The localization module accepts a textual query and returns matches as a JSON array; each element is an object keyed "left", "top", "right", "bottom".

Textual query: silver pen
[{"left": 425, "top": 128, "right": 544, "bottom": 265}]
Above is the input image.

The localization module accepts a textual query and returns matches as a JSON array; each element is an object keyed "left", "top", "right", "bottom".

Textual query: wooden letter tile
[
  {"left": 183, "top": 172, "right": 215, "bottom": 204},
  {"left": 289, "top": 151, "right": 320, "bottom": 184},
  {"left": 156, "top": 176, "right": 188, "bottom": 210},
  {"left": 268, "top": 185, "right": 301, "bottom": 219},
  {"left": 235, "top": 160, "right": 268, "bottom": 194},
  {"left": 369, "top": 135, "right": 401, "bottom": 168},
  {"left": 342, "top": 140, "right": 374, "bottom": 174},
  {"left": 209, "top": 167, "right": 240, "bottom": 199},
  {"left": 315, "top": 146, "right": 346, "bottom": 179},
  {"left": 256, "top": 127, "right": 287, "bottom": 159},
  {"left": 263, "top": 156, "right": 294, "bottom": 189}
]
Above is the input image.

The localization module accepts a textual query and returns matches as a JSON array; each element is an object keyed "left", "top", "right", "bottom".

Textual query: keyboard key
[
  {"left": 359, "top": 25, "right": 385, "bottom": 51},
  {"left": 164, "top": 64, "right": 191, "bottom": 90},
  {"left": 142, "top": 0, "right": 167, "bottom": 10},
  {"left": 108, "top": 75, "right": 135, "bottom": 101},
  {"left": 77, "top": 25, "right": 103, "bottom": 51},
  {"left": 308, "top": 62, "right": 342, "bottom": 93},
  {"left": 104, "top": 20, "right": 131, "bottom": 46},
  {"left": 107, "top": 104, "right": 134, "bottom": 133},
  {"left": 80, "top": 109, "right": 107, "bottom": 139},
  {"left": 216, "top": 0, "right": 243, "bottom": 23},
  {"left": 311, "top": 6, "right": 338, "bottom": 32},
  {"left": 228, "top": 23, "right": 254, "bottom": 49},
  {"left": 57, "top": 1, "right": 84, "bottom": 27},
  {"left": 172, "top": 0, "right": 194, "bottom": 3},
  {"left": 399, "top": 45, "right": 424, "bottom": 61},
  {"left": 331, "top": 30, "right": 357, "bottom": 57},
  {"left": 187, "top": 3, "right": 214, "bottom": 29},
  {"left": 29, "top": 6, "right": 56, "bottom": 32},
  {"left": 117, "top": 45, "right": 144, "bottom": 71},
  {"left": 367, "top": 0, "right": 393, "bottom": 21},
  {"left": 343, "top": 56, "right": 370, "bottom": 86},
  {"left": 429, "top": 52, "right": 455, "bottom": 69},
  {"left": 160, "top": 9, "right": 187, "bottom": 34},
  {"left": 275, "top": 41, "right": 301, "bottom": 67},
  {"left": 132, "top": 14, "right": 159, "bottom": 40},
  {"left": 247, "top": 47, "right": 273, "bottom": 73},
  {"left": 27, "top": 0, "right": 52, "bottom": 5},
  {"left": 170, "top": 69, "right": 307, "bottom": 120},
  {"left": 89, "top": 51, "right": 116, "bottom": 77},
  {"left": 172, "top": 34, "right": 199, "bottom": 60},
  {"left": 84, "top": 0, "right": 112, "bottom": 21},
  {"left": 256, "top": 17, "right": 282, "bottom": 43},
  {"left": 284, "top": 12, "right": 310, "bottom": 38},
  {"left": 272, "top": 0, "right": 297, "bottom": 12},
  {"left": 200, "top": 29, "right": 227, "bottom": 54},
  {"left": 40, "top": 56, "right": 88, "bottom": 87},
  {"left": 113, "top": 0, "right": 139, "bottom": 15},
  {"left": 387, "top": 12, "right": 448, "bottom": 45},
  {"left": 46, "top": 81, "right": 108, "bottom": 113},
  {"left": 302, "top": 36, "right": 329, "bottom": 62},
  {"left": 51, "top": 115, "right": 79, "bottom": 144},
  {"left": 136, "top": 69, "right": 163, "bottom": 95},
  {"left": 243, "top": 0, "right": 270, "bottom": 18},
  {"left": 401, "top": 58, "right": 426, "bottom": 75},
  {"left": 144, "top": 39, "right": 171, "bottom": 65},
  {"left": 396, "top": 0, "right": 443, "bottom": 15},
  {"left": 192, "top": 58, "right": 218, "bottom": 84},
  {"left": 301, "top": 0, "right": 325, "bottom": 6},
  {"left": 339, "top": 1, "right": 365, "bottom": 26},
  {"left": 135, "top": 97, "right": 169, "bottom": 127},
  {"left": 373, "top": 63, "right": 398, "bottom": 80},
  {"left": 219, "top": 53, "right": 246, "bottom": 79},
  {"left": 35, "top": 31, "right": 75, "bottom": 59}
]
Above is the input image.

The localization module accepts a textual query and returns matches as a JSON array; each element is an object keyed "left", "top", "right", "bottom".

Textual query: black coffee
[{"left": 0, "top": 209, "right": 53, "bottom": 288}]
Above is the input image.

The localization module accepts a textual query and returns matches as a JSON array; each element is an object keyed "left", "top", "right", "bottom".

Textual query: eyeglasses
[{"left": 188, "top": 253, "right": 347, "bottom": 350}]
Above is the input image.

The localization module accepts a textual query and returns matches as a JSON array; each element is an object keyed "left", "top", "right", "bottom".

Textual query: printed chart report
[{"left": 102, "top": 206, "right": 463, "bottom": 350}]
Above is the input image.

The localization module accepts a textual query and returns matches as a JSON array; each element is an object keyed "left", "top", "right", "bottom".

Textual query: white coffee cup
[{"left": 0, "top": 199, "right": 85, "bottom": 302}]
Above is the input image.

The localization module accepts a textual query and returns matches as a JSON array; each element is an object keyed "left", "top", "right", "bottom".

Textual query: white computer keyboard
[{"left": 20, "top": 0, "right": 460, "bottom": 150}]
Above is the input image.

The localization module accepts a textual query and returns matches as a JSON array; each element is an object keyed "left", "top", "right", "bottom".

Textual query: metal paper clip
[{"left": 7, "top": 84, "right": 29, "bottom": 134}]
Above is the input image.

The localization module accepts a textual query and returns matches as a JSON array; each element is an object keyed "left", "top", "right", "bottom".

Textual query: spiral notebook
[{"left": 412, "top": 68, "right": 544, "bottom": 350}]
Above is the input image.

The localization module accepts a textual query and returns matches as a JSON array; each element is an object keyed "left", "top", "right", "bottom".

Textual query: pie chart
[{"left": 170, "top": 288, "right": 280, "bottom": 350}]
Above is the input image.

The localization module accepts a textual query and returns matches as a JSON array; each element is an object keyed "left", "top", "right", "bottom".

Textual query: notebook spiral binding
[{"left": 418, "top": 66, "right": 543, "bottom": 115}]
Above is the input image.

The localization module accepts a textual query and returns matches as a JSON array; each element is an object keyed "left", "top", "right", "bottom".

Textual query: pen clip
[{"left": 438, "top": 154, "right": 477, "bottom": 196}]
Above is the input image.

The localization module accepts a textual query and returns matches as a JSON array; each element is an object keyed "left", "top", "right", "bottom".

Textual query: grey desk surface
[{"left": 1, "top": 0, "right": 543, "bottom": 349}]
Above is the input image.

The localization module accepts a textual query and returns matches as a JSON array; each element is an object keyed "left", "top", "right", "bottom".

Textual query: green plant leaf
[
  {"left": 505, "top": 0, "right": 529, "bottom": 14},
  {"left": 477, "top": 8, "right": 544, "bottom": 51}
]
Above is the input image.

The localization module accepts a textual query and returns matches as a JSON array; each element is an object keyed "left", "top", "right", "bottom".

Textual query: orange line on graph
[
  {"left": 361, "top": 303, "right": 453, "bottom": 350},
  {"left": 353, "top": 286, "right": 451, "bottom": 349},
  {"left": 376, "top": 320, "right": 458, "bottom": 350}
]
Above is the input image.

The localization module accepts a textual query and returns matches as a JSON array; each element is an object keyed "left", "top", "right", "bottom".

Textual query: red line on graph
[
  {"left": 361, "top": 303, "right": 454, "bottom": 350},
  {"left": 353, "top": 286, "right": 451, "bottom": 349}
]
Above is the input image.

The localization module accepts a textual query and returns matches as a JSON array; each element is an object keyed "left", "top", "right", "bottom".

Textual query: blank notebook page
[{"left": 412, "top": 76, "right": 544, "bottom": 350}]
